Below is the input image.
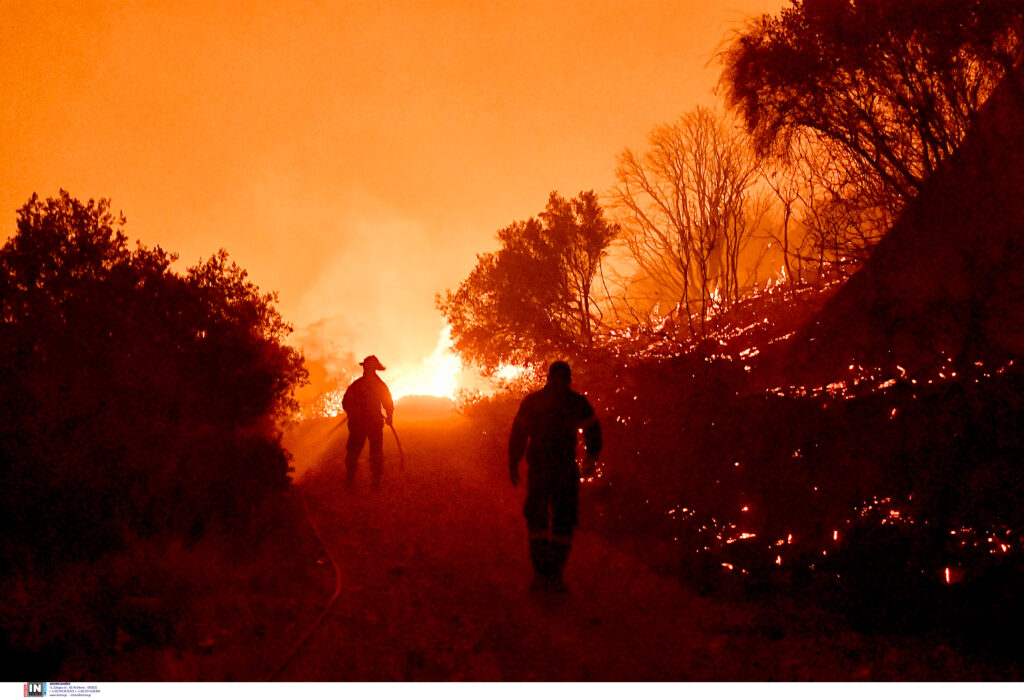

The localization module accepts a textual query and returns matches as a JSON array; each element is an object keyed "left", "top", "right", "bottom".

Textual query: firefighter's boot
[
  {"left": 529, "top": 537, "right": 552, "bottom": 591},
  {"left": 345, "top": 451, "right": 358, "bottom": 488},
  {"left": 547, "top": 537, "right": 572, "bottom": 593}
]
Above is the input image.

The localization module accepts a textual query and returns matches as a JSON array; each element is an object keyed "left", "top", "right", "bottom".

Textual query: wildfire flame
[{"left": 388, "top": 325, "right": 463, "bottom": 400}]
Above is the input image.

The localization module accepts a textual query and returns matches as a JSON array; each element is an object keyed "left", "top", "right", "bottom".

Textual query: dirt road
[{"left": 276, "top": 411, "right": 991, "bottom": 681}]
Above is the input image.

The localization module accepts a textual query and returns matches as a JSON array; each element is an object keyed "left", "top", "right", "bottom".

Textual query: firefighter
[
  {"left": 342, "top": 355, "right": 394, "bottom": 490},
  {"left": 509, "top": 361, "right": 602, "bottom": 593}
]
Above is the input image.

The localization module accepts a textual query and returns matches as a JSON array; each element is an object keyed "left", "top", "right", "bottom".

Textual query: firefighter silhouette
[
  {"left": 342, "top": 355, "right": 394, "bottom": 489},
  {"left": 509, "top": 361, "right": 602, "bottom": 592}
]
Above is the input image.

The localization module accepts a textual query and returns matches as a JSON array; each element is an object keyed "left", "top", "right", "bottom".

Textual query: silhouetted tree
[
  {"left": 719, "top": 0, "right": 1024, "bottom": 219},
  {"left": 612, "top": 107, "right": 767, "bottom": 338},
  {"left": 0, "top": 192, "right": 307, "bottom": 567},
  {"left": 438, "top": 191, "right": 618, "bottom": 373},
  {"left": 760, "top": 134, "right": 889, "bottom": 281}
]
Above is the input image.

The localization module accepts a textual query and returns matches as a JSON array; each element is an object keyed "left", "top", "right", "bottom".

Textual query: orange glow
[
  {"left": 494, "top": 363, "right": 530, "bottom": 383},
  {"left": 388, "top": 326, "right": 462, "bottom": 400},
  {"left": 0, "top": 0, "right": 783, "bottom": 381}
]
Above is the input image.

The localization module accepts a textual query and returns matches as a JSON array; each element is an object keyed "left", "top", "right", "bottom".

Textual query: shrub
[{"left": 0, "top": 192, "right": 307, "bottom": 570}]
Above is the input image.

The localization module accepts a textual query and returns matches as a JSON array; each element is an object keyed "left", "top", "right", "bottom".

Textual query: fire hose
[
  {"left": 264, "top": 490, "right": 341, "bottom": 681},
  {"left": 389, "top": 423, "right": 405, "bottom": 471},
  {"left": 265, "top": 416, "right": 403, "bottom": 679},
  {"left": 328, "top": 413, "right": 405, "bottom": 471}
]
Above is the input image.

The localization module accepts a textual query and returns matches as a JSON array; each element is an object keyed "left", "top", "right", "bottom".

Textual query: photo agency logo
[{"left": 24, "top": 684, "right": 46, "bottom": 697}]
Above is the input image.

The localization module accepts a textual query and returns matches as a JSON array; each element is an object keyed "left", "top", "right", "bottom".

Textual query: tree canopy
[
  {"left": 438, "top": 191, "right": 618, "bottom": 373},
  {"left": 719, "top": 0, "right": 1024, "bottom": 217}
]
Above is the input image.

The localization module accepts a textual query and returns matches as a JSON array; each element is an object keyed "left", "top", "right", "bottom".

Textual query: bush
[{"left": 0, "top": 192, "right": 307, "bottom": 571}]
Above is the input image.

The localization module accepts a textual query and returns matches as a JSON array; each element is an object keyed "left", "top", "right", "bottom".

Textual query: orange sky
[{"left": 1, "top": 0, "right": 783, "bottom": 385}]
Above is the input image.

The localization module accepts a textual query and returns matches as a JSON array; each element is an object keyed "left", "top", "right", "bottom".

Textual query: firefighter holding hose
[
  {"left": 509, "top": 361, "right": 602, "bottom": 593},
  {"left": 342, "top": 355, "right": 394, "bottom": 490}
]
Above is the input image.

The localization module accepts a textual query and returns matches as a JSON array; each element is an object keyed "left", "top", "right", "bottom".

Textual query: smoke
[
  {"left": 291, "top": 209, "right": 445, "bottom": 373},
  {"left": 256, "top": 180, "right": 483, "bottom": 407}
]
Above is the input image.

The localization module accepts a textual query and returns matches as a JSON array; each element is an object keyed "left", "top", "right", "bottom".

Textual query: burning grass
[{"left": 463, "top": 282, "right": 1024, "bottom": 656}]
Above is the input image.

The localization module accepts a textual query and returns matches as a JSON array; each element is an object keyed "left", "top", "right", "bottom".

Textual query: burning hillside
[
  {"left": 500, "top": 64, "right": 1024, "bottom": 649},
  {"left": 794, "top": 61, "right": 1024, "bottom": 383}
]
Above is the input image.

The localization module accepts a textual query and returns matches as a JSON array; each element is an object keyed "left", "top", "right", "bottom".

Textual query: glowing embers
[
  {"left": 941, "top": 564, "right": 969, "bottom": 585},
  {"left": 946, "top": 525, "right": 1020, "bottom": 555},
  {"left": 856, "top": 495, "right": 916, "bottom": 526},
  {"left": 579, "top": 463, "right": 605, "bottom": 485},
  {"left": 768, "top": 357, "right": 1018, "bottom": 404},
  {"left": 597, "top": 275, "right": 834, "bottom": 361}
]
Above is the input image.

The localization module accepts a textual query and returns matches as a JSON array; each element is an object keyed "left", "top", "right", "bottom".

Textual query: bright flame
[
  {"left": 494, "top": 363, "right": 528, "bottom": 382},
  {"left": 388, "top": 325, "right": 463, "bottom": 400}
]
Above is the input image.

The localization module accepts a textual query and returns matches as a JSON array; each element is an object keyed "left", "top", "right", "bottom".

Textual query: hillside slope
[{"left": 794, "top": 62, "right": 1024, "bottom": 381}]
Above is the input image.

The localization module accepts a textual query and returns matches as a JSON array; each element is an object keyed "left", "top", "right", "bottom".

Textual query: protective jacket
[
  {"left": 509, "top": 383, "right": 601, "bottom": 587},
  {"left": 509, "top": 384, "right": 602, "bottom": 480},
  {"left": 342, "top": 374, "right": 394, "bottom": 428}
]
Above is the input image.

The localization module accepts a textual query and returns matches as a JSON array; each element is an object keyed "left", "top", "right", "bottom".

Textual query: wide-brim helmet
[{"left": 360, "top": 355, "right": 386, "bottom": 371}]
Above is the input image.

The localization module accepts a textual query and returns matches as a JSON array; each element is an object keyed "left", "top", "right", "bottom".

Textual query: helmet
[{"left": 359, "top": 355, "right": 386, "bottom": 371}]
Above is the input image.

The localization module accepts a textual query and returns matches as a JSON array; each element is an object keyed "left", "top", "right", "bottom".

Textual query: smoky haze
[{"left": 0, "top": 0, "right": 783, "bottom": 386}]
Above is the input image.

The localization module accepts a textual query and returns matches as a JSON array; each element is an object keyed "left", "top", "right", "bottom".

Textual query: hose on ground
[
  {"left": 265, "top": 417, "right": 403, "bottom": 678},
  {"left": 263, "top": 490, "right": 342, "bottom": 681}
]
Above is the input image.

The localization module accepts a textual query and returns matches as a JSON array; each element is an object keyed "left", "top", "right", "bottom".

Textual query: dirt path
[{"left": 276, "top": 413, "right": 988, "bottom": 681}]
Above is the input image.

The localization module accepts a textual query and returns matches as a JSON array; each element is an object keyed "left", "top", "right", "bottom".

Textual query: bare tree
[
  {"left": 764, "top": 134, "right": 894, "bottom": 283},
  {"left": 612, "top": 106, "right": 765, "bottom": 339}
]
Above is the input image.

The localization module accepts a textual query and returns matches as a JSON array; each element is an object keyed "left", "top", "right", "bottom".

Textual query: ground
[{"left": 263, "top": 411, "right": 1000, "bottom": 681}]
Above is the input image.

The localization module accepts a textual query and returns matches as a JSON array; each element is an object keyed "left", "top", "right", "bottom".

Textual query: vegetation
[
  {"left": 5, "top": 0, "right": 1023, "bottom": 677},
  {"left": 447, "top": 0, "right": 1024, "bottom": 651},
  {"left": 718, "top": 0, "right": 1024, "bottom": 263},
  {"left": 0, "top": 192, "right": 307, "bottom": 571},
  {"left": 438, "top": 191, "right": 618, "bottom": 373},
  {"left": 612, "top": 106, "right": 769, "bottom": 336}
]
